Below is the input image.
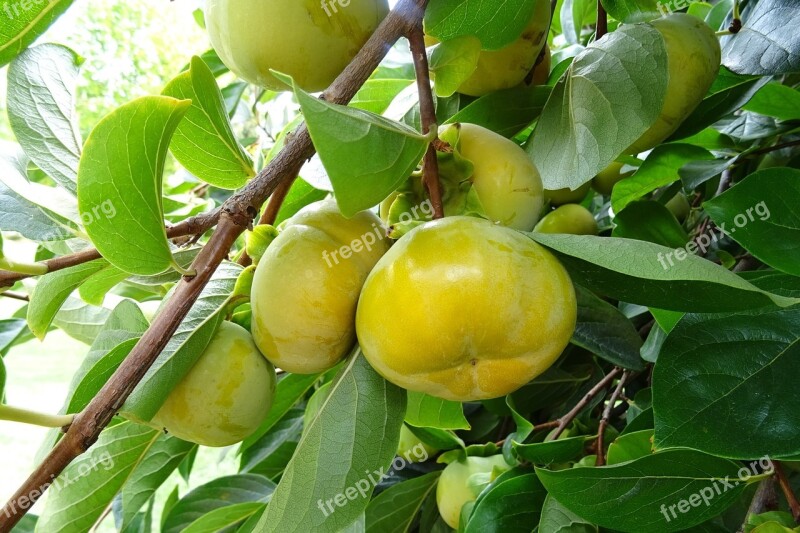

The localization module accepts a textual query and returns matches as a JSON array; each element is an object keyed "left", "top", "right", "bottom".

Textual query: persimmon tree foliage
[{"left": 0, "top": 0, "right": 799, "bottom": 532}]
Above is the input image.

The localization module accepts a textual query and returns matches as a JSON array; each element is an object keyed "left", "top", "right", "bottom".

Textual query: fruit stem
[
  {"left": 0, "top": 405, "right": 74, "bottom": 429},
  {"left": 408, "top": 24, "right": 445, "bottom": 220},
  {"left": 596, "top": 0, "right": 608, "bottom": 40},
  {"left": 0, "top": 258, "right": 48, "bottom": 276},
  {"left": 0, "top": 291, "right": 29, "bottom": 302}
]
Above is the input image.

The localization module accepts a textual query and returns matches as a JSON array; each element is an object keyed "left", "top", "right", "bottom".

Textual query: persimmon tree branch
[
  {"left": 774, "top": 461, "right": 800, "bottom": 523},
  {"left": 0, "top": 207, "right": 223, "bottom": 289},
  {"left": 596, "top": 370, "right": 629, "bottom": 466},
  {"left": 548, "top": 367, "right": 622, "bottom": 441},
  {"left": 408, "top": 23, "right": 445, "bottom": 220},
  {"left": 596, "top": 0, "right": 608, "bottom": 39},
  {"left": 0, "top": 1, "right": 428, "bottom": 529}
]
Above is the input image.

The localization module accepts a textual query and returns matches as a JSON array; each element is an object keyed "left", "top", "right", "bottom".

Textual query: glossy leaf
[
  {"left": 513, "top": 435, "right": 593, "bottom": 465},
  {"left": 612, "top": 201, "right": 689, "bottom": 249},
  {"left": 0, "top": 0, "right": 74, "bottom": 66},
  {"left": 77, "top": 96, "right": 191, "bottom": 275},
  {"left": 7, "top": 44, "right": 82, "bottom": 193},
  {"left": 447, "top": 86, "right": 551, "bottom": 138},
  {"left": 405, "top": 391, "right": 470, "bottom": 430},
  {"left": 600, "top": 0, "right": 661, "bottom": 23},
  {"left": 425, "top": 0, "right": 541, "bottom": 50},
  {"left": 182, "top": 503, "right": 265, "bottom": 533},
  {"left": 465, "top": 472, "right": 547, "bottom": 533},
  {"left": 653, "top": 307, "right": 800, "bottom": 459},
  {"left": 162, "top": 56, "right": 255, "bottom": 190},
  {"left": 539, "top": 494, "right": 598, "bottom": 532}
]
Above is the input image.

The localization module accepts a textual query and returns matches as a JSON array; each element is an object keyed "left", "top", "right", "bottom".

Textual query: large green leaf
[
  {"left": 364, "top": 471, "right": 440, "bottom": 533},
  {"left": 255, "top": 354, "right": 407, "bottom": 533},
  {"left": 653, "top": 307, "right": 800, "bottom": 459},
  {"left": 743, "top": 83, "right": 800, "bottom": 121},
  {"left": 528, "top": 24, "right": 668, "bottom": 190},
  {"left": 513, "top": 436, "right": 593, "bottom": 465},
  {"left": 465, "top": 472, "right": 547, "bottom": 533},
  {"left": 721, "top": 0, "right": 800, "bottom": 75},
  {"left": 447, "top": 86, "right": 551, "bottom": 138},
  {"left": 600, "top": 0, "right": 660, "bottom": 23},
  {"left": 183, "top": 503, "right": 265, "bottom": 533},
  {"left": 36, "top": 422, "right": 176, "bottom": 532},
  {"left": 7, "top": 44, "right": 82, "bottom": 193},
  {"left": 572, "top": 285, "right": 645, "bottom": 370},
  {"left": 529, "top": 233, "right": 798, "bottom": 312},
  {"left": 425, "top": 0, "right": 541, "bottom": 50},
  {"left": 0, "top": 0, "right": 74, "bottom": 66},
  {"left": 405, "top": 391, "right": 470, "bottom": 430},
  {"left": 704, "top": 168, "right": 800, "bottom": 277},
  {"left": 77, "top": 96, "right": 191, "bottom": 275},
  {"left": 120, "top": 262, "right": 242, "bottom": 422},
  {"left": 612, "top": 201, "right": 689, "bottom": 249},
  {"left": 162, "top": 56, "right": 255, "bottom": 190},
  {"left": 26, "top": 259, "right": 108, "bottom": 339},
  {"left": 537, "top": 449, "right": 748, "bottom": 532},
  {"left": 240, "top": 407, "right": 304, "bottom": 480},
  {"left": 295, "top": 88, "right": 428, "bottom": 217}
]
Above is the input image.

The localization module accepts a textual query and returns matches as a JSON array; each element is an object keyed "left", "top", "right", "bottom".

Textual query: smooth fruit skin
[
  {"left": 397, "top": 425, "right": 438, "bottom": 462},
  {"left": 151, "top": 321, "right": 277, "bottom": 447},
  {"left": 457, "top": 0, "right": 550, "bottom": 96},
  {"left": 205, "top": 0, "right": 389, "bottom": 92},
  {"left": 454, "top": 123, "right": 544, "bottom": 231},
  {"left": 626, "top": 14, "right": 721, "bottom": 154},
  {"left": 252, "top": 199, "right": 389, "bottom": 374},
  {"left": 524, "top": 45, "right": 551, "bottom": 87},
  {"left": 436, "top": 455, "right": 509, "bottom": 529},
  {"left": 592, "top": 161, "right": 635, "bottom": 196},
  {"left": 357, "top": 216, "right": 577, "bottom": 402},
  {"left": 544, "top": 181, "right": 590, "bottom": 206},
  {"left": 535, "top": 204, "right": 599, "bottom": 235}
]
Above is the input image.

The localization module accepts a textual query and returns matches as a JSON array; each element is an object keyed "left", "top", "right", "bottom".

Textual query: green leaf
[
  {"left": 528, "top": 24, "right": 668, "bottom": 190},
  {"left": 721, "top": 0, "right": 800, "bottom": 76},
  {"left": 600, "top": 0, "right": 661, "bottom": 23},
  {"left": 447, "top": 85, "right": 551, "bottom": 138},
  {"left": 572, "top": 285, "right": 645, "bottom": 371},
  {"left": 295, "top": 87, "right": 428, "bottom": 217},
  {"left": 255, "top": 354, "right": 407, "bottom": 533},
  {"left": 351, "top": 79, "right": 415, "bottom": 115},
  {"left": 272, "top": 178, "right": 328, "bottom": 226},
  {"left": 405, "top": 391, "right": 470, "bottom": 430},
  {"left": 0, "top": 318, "right": 29, "bottom": 355},
  {"left": 425, "top": 0, "right": 542, "bottom": 50},
  {"left": 465, "top": 472, "right": 547, "bottom": 533},
  {"left": 240, "top": 407, "right": 304, "bottom": 479},
  {"left": 37, "top": 422, "right": 171, "bottom": 532},
  {"left": 26, "top": 259, "right": 108, "bottom": 339},
  {"left": 704, "top": 168, "right": 800, "bottom": 277},
  {"left": 606, "top": 429, "right": 654, "bottom": 465},
  {"left": 743, "top": 83, "right": 800, "bottom": 121},
  {"left": 539, "top": 494, "right": 598, "bottom": 532},
  {"left": 653, "top": 307, "right": 800, "bottom": 459},
  {"left": 77, "top": 96, "right": 191, "bottom": 275},
  {"left": 162, "top": 474, "right": 275, "bottom": 533},
  {"left": 364, "top": 471, "right": 440, "bottom": 533},
  {"left": 537, "top": 449, "right": 747, "bottom": 532},
  {"left": 162, "top": 56, "right": 255, "bottom": 190},
  {"left": 0, "top": 0, "right": 75, "bottom": 67},
  {"left": 78, "top": 264, "right": 131, "bottom": 306},
  {"left": 7, "top": 44, "right": 82, "bottom": 193},
  {"left": 429, "top": 36, "right": 482, "bottom": 98},
  {"left": 120, "top": 435, "right": 196, "bottom": 528},
  {"left": 182, "top": 502, "right": 265, "bottom": 533},
  {"left": 513, "top": 436, "right": 593, "bottom": 465},
  {"left": 51, "top": 297, "right": 111, "bottom": 344},
  {"left": 120, "top": 262, "right": 242, "bottom": 422},
  {"left": 611, "top": 144, "right": 714, "bottom": 213},
  {"left": 529, "top": 233, "right": 798, "bottom": 312},
  {"left": 612, "top": 201, "right": 689, "bottom": 249},
  {"left": 240, "top": 372, "right": 320, "bottom": 452}
]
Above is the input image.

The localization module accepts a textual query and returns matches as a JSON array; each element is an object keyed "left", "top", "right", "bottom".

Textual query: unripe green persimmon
[
  {"left": 544, "top": 181, "right": 591, "bottom": 206},
  {"left": 205, "top": 0, "right": 388, "bottom": 92},
  {"left": 666, "top": 192, "right": 690, "bottom": 222},
  {"left": 451, "top": 123, "right": 544, "bottom": 231},
  {"left": 397, "top": 425, "right": 438, "bottom": 462},
  {"left": 535, "top": 204, "right": 599, "bottom": 235},
  {"left": 252, "top": 200, "right": 389, "bottom": 374},
  {"left": 457, "top": 0, "right": 550, "bottom": 96},
  {"left": 150, "top": 321, "right": 277, "bottom": 447},
  {"left": 592, "top": 161, "right": 635, "bottom": 196},
  {"left": 357, "top": 217, "right": 577, "bottom": 401},
  {"left": 436, "top": 455, "right": 510, "bottom": 529},
  {"left": 626, "top": 14, "right": 721, "bottom": 154}
]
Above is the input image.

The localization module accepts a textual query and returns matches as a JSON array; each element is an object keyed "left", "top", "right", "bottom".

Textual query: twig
[
  {"left": 596, "top": 370, "right": 629, "bottom": 466},
  {"left": 0, "top": 207, "right": 223, "bottom": 289},
  {"left": 238, "top": 167, "right": 300, "bottom": 267},
  {"left": 748, "top": 139, "right": 800, "bottom": 157},
  {"left": 738, "top": 478, "right": 778, "bottom": 532},
  {"left": 548, "top": 367, "right": 622, "bottom": 441},
  {"left": 774, "top": 461, "right": 800, "bottom": 523},
  {"left": 0, "top": 1, "right": 429, "bottom": 529},
  {"left": 0, "top": 291, "right": 29, "bottom": 302},
  {"left": 407, "top": 24, "right": 444, "bottom": 219},
  {"left": 596, "top": 0, "right": 608, "bottom": 40}
]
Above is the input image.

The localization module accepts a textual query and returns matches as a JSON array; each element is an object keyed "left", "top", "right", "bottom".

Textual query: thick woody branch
[{"left": 0, "top": 1, "right": 428, "bottom": 529}]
